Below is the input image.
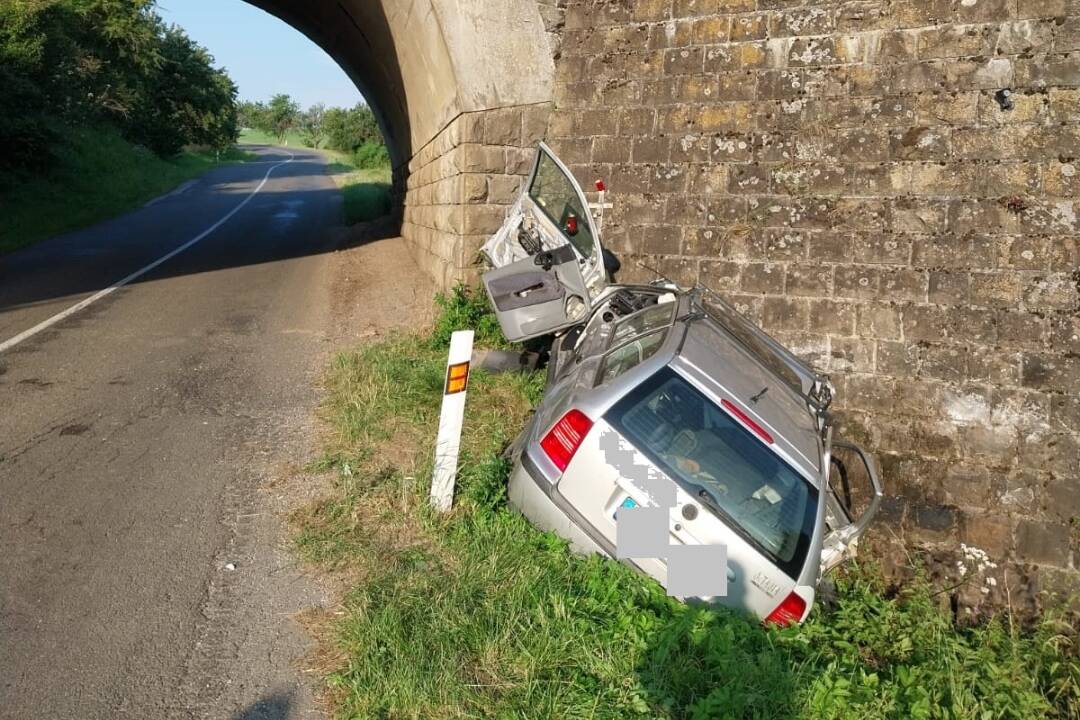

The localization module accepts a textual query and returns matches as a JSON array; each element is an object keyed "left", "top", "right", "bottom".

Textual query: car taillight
[
  {"left": 764, "top": 592, "right": 807, "bottom": 627},
  {"left": 540, "top": 410, "right": 593, "bottom": 471}
]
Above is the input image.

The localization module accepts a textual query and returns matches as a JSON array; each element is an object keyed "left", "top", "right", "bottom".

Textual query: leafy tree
[
  {"left": 300, "top": 103, "right": 327, "bottom": 148},
  {"left": 131, "top": 25, "right": 238, "bottom": 155},
  {"left": 237, "top": 100, "right": 267, "bottom": 130},
  {"left": 267, "top": 93, "right": 300, "bottom": 144},
  {"left": 0, "top": 0, "right": 241, "bottom": 173},
  {"left": 324, "top": 104, "right": 381, "bottom": 154}
]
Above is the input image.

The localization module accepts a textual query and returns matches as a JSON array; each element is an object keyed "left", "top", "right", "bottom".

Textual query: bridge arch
[{"left": 247, "top": 0, "right": 560, "bottom": 285}]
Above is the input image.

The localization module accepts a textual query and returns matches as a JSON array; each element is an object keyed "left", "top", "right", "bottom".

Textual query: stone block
[
  {"left": 912, "top": 504, "right": 960, "bottom": 541},
  {"left": 786, "top": 264, "right": 833, "bottom": 296},
  {"left": 960, "top": 512, "right": 1014, "bottom": 557},
  {"left": 1016, "top": 520, "right": 1072, "bottom": 566},
  {"left": 739, "top": 262, "right": 786, "bottom": 294},
  {"left": 809, "top": 298, "right": 857, "bottom": 335}
]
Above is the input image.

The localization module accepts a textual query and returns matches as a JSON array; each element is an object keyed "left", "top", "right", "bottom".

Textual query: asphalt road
[{"left": 0, "top": 146, "right": 343, "bottom": 718}]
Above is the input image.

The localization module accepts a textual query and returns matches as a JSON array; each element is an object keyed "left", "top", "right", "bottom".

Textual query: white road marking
[{"left": 0, "top": 151, "right": 295, "bottom": 354}]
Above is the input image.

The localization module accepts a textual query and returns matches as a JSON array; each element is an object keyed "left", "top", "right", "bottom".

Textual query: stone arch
[{"left": 246, "top": 0, "right": 561, "bottom": 285}]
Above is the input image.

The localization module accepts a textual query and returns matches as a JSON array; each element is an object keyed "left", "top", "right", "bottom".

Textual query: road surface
[{"left": 0, "top": 146, "right": 345, "bottom": 719}]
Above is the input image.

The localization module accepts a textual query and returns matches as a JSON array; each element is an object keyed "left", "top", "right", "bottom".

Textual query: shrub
[{"left": 351, "top": 142, "right": 390, "bottom": 170}]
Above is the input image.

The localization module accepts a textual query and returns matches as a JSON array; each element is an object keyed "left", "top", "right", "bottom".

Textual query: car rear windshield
[{"left": 606, "top": 367, "right": 818, "bottom": 580}]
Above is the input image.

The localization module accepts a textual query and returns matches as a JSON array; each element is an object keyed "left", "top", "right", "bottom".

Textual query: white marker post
[{"left": 430, "top": 330, "right": 474, "bottom": 512}]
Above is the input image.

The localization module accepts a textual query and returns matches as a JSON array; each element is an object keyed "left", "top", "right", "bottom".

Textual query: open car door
[
  {"left": 820, "top": 441, "right": 884, "bottom": 573},
  {"left": 482, "top": 144, "right": 608, "bottom": 342}
]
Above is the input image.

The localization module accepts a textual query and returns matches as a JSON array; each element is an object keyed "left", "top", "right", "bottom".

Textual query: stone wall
[
  {"left": 401, "top": 104, "right": 552, "bottom": 287},
  {"left": 546, "top": 0, "right": 1080, "bottom": 614}
]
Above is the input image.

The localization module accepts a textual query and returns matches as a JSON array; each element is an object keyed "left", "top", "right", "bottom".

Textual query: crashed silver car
[{"left": 481, "top": 144, "right": 883, "bottom": 626}]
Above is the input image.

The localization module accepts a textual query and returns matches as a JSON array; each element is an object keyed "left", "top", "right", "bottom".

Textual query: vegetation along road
[{"left": 0, "top": 145, "right": 344, "bottom": 718}]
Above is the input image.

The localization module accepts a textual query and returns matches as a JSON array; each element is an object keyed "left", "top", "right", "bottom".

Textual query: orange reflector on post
[{"left": 445, "top": 361, "right": 470, "bottom": 394}]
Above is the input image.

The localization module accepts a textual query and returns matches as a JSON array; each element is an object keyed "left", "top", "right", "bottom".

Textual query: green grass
[
  {"left": 297, "top": 287, "right": 1080, "bottom": 720},
  {"left": 237, "top": 126, "right": 308, "bottom": 148},
  {"left": 0, "top": 125, "right": 255, "bottom": 255},
  {"left": 324, "top": 153, "right": 392, "bottom": 225}
]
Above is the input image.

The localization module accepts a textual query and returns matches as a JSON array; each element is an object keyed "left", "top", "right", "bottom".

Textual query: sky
[{"left": 157, "top": 0, "right": 365, "bottom": 109}]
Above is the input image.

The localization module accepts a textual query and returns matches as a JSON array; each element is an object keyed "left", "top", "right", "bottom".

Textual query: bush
[{"left": 351, "top": 142, "right": 390, "bottom": 169}]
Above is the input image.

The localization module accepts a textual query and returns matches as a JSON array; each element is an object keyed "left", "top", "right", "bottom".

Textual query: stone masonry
[
  {"left": 401, "top": 104, "right": 552, "bottom": 287},
  {"left": 541, "top": 0, "right": 1080, "bottom": 614}
]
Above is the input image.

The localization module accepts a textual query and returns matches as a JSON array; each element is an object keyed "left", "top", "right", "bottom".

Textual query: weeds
[
  {"left": 296, "top": 289, "right": 1080, "bottom": 719},
  {"left": 431, "top": 285, "right": 507, "bottom": 350}
]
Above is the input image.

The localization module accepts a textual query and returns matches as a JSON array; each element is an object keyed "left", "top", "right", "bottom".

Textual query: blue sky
[{"left": 157, "top": 0, "right": 365, "bottom": 109}]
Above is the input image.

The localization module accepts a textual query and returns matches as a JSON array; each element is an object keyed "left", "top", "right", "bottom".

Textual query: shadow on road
[
  {"left": 229, "top": 691, "right": 293, "bottom": 720},
  {"left": 0, "top": 147, "right": 403, "bottom": 315}
]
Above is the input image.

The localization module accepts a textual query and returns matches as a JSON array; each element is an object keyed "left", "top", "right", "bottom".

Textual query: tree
[
  {"left": 267, "top": 93, "right": 300, "bottom": 144},
  {"left": 237, "top": 100, "right": 266, "bottom": 130},
  {"left": 324, "top": 104, "right": 381, "bottom": 154},
  {"left": 0, "top": 0, "right": 241, "bottom": 170},
  {"left": 300, "top": 103, "right": 326, "bottom": 149},
  {"left": 131, "top": 25, "right": 238, "bottom": 155}
]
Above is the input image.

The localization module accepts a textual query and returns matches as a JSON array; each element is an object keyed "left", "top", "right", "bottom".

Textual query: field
[{"left": 295, "top": 288, "right": 1080, "bottom": 720}]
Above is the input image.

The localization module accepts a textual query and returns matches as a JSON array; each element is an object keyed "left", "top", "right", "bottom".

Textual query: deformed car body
[{"left": 481, "top": 144, "right": 883, "bottom": 625}]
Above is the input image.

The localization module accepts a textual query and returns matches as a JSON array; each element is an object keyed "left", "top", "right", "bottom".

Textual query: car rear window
[{"left": 606, "top": 367, "right": 818, "bottom": 580}]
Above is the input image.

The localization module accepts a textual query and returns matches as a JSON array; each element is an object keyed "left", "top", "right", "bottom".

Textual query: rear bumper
[{"left": 508, "top": 452, "right": 609, "bottom": 558}]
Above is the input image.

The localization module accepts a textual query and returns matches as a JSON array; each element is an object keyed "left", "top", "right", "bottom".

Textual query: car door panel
[
  {"left": 483, "top": 251, "right": 591, "bottom": 342},
  {"left": 482, "top": 143, "right": 609, "bottom": 303}
]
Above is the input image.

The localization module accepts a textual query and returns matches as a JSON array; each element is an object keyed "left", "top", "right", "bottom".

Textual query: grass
[
  {"left": 324, "top": 154, "right": 392, "bottom": 225},
  {"left": 0, "top": 125, "right": 255, "bottom": 255},
  {"left": 238, "top": 127, "right": 393, "bottom": 225},
  {"left": 296, "top": 287, "right": 1080, "bottom": 720},
  {"left": 237, "top": 126, "right": 308, "bottom": 148}
]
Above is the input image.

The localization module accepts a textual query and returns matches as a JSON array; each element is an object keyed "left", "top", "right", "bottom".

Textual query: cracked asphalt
[{"left": 0, "top": 146, "right": 350, "bottom": 719}]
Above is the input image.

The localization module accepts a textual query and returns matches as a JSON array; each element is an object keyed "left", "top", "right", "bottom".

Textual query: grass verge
[
  {"left": 0, "top": 125, "right": 255, "bottom": 255},
  {"left": 238, "top": 127, "right": 309, "bottom": 148},
  {"left": 238, "top": 127, "right": 393, "bottom": 225},
  {"left": 297, "top": 287, "right": 1080, "bottom": 720},
  {"left": 324, "top": 154, "right": 392, "bottom": 225}
]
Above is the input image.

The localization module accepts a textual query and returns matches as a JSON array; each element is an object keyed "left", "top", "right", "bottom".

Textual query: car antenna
[{"left": 750, "top": 386, "right": 769, "bottom": 404}]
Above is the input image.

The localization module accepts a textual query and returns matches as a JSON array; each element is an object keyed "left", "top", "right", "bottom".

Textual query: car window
[
  {"left": 529, "top": 151, "right": 595, "bottom": 259},
  {"left": 610, "top": 304, "right": 675, "bottom": 347},
  {"left": 606, "top": 367, "right": 818, "bottom": 580},
  {"left": 597, "top": 330, "right": 666, "bottom": 385}
]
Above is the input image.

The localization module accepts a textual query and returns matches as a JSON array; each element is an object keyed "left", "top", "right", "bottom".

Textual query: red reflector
[
  {"left": 721, "top": 399, "right": 773, "bottom": 445},
  {"left": 540, "top": 410, "right": 593, "bottom": 471},
  {"left": 765, "top": 592, "right": 807, "bottom": 627}
]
